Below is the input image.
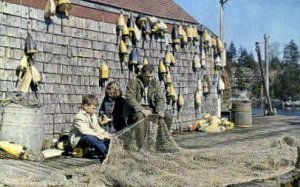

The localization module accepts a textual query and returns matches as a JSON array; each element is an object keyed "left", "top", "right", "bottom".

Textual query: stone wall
[{"left": 0, "top": 1, "right": 219, "bottom": 138}]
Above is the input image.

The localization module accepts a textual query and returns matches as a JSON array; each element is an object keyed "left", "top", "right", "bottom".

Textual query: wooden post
[
  {"left": 255, "top": 42, "right": 274, "bottom": 115},
  {"left": 264, "top": 35, "right": 270, "bottom": 108},
  {"left": 264, "top": 35, "right": 269, "bottom": 95},
  {"left": 260, "top": 85, "right": 264, "bottom": 109}
]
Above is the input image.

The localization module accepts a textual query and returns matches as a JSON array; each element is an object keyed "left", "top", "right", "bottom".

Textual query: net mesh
[
  {"left": 0, "top": 116, "right": 298, "bottom": 186},
  {"left": 105, "top": 116, "right": 181, "bottom": 162},
  {"left": 86, "top": 118, "right": 297, "bottom": 187}
]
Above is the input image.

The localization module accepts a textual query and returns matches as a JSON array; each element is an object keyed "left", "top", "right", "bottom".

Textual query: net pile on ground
[
  {"left": 64, "top": 118, "right": 298, "bottom": 187},
  {"left": 1, "top": 116, "right": 299, "bottom": 186}
]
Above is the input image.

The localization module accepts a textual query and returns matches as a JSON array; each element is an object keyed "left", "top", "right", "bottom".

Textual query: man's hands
[
  {"left": 158, "top": 111, "right": 164, "bottom": 118},
  {"left": 141, "top": 109, "right": 152, "bottom": 118},
  {"left": 142, "top": 110, "right": 164, "bottom": 118}
]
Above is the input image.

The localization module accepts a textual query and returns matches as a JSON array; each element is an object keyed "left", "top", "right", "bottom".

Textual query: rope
[
  {"left": 0, "top": 96, "right": 42, "bottom": 108},
  {"left": 114, "top": 114, "right": 160, "bottom": 138}
]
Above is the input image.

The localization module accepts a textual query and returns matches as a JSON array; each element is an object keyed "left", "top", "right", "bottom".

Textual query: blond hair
[{"left": 105, "top": 81, "right": 122, "bottom": 99}]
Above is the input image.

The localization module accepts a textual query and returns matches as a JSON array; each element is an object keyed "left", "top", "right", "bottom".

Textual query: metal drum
[
  {"left": 0, "top": 103, "right": 44, "bottom": 153},
  {"left": 232, "top": 101, "right": 252, "bottom": 127}
]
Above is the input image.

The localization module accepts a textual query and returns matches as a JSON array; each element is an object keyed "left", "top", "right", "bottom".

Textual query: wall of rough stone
[{"left": 0, "top": 1, "right": 219, "bottom": 138}]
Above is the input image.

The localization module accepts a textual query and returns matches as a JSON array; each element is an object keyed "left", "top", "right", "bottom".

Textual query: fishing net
[
  {"left": 104, "top": 115, "right": 181, "bottom": 165},
  {"left": 65, "top": 117, "right": 296, "bottom": 187},
  {"left": 69, "top": 135, "right": 297, "bottom": 187},
  {"left": 0, "top": 114, "right": 298, "bottom": 186},
  {"left": 0, "top": 95, "right": 42, "bottom": 108}
]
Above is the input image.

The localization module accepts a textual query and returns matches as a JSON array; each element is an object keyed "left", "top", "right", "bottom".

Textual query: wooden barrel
[
  {"left": 232, "top": 101, "right": 252, "bottom": 127},
  {"left": 0, "top": 103, "right": 44, "bottom": 153}
]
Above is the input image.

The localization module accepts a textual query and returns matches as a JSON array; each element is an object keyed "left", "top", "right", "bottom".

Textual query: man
[
  {"left": 125, "top": 64, "right": 172, "bottom": 150},
  {"left": 70, "top": 94, "right": 111, "bottom": 160}
]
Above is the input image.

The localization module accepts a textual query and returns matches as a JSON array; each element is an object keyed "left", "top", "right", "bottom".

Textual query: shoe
[{"left": 99, "top": 153, "right": 107, "bottom": 163}]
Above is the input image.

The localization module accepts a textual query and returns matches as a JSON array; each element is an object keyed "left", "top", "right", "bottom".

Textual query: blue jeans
[{"left": 78, "top": 135, "right": 108, "bottom": 155}]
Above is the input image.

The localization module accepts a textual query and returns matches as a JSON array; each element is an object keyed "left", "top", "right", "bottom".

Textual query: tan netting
[
  {"left": 84, "top": 118, "right": 297, "bottom": 187},
  {"left": 0, "top": 115, "right": 298, "bottom": 186},
  {"left": 104, "top": 116, "right": 181, "bottom": 163}
]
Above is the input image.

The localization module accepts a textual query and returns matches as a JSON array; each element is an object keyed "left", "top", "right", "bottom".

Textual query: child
[
  {"left": 99, "top": 81, "right": 126, "bottom": 133},
  {"left": 70, "top": 94, "right": 111, "bottom": 160}
]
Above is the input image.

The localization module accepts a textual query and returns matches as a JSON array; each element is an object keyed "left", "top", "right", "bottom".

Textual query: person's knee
[{"left": 80, "top": 135, "right": 97, "bottom": 143}]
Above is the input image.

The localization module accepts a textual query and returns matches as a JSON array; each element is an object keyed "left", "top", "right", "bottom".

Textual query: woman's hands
[{"left": 99, "top": 114, "right": 112, "bottom": 125}]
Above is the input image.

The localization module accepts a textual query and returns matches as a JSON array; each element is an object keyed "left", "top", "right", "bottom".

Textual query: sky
[{"left": 174, "top": 0, "right": 300, "bottom": 57}]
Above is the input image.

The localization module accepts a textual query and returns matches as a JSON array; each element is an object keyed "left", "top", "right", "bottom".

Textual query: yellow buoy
[
  {"left": 158, "top": 60, "right": 167, "bottom": 75},
  {"left": 186, "top": 25, "right": 193, "bottom": 40},
  {"left": 177, "top": 93, "right": 184, "bottom": 108},
  {"left": 170, "top": 52, "right": 175, "bottom": 66},
  {"left": 119, "top": 40, "right": 128, "bottom": 54},
  {"left": 117, "top": 11, "right": 126, "bottom": 31},
  {"left": 72, "top": 147, "right": 83, "bottom": 158},
  {"left": 192, "top": 26, "right": 199, "bottom": 41},
  {"left": 133, "top": 23, "right": 142, "bottom": 42},
  {"left": 44, "top": 0, "right": 56, "bottom": 18},
  {"left": 201, "top": 48, "right": 206, "bottom": 67},
  {"left": 0, "top": 141, "right": 27, "bottom": 158},
  {"left": 122, "top": 24, "right": 129, "bottom": 38},
  {"left": 203, "top": 81, "right": 209, "bottom": 94},
  {"left": 164, "top": 49, "right": 172, "bottom": 66},
  {"left": 218, "top": 78, "right": 225, "bottom": 91},
  {"left": 197, "top": 78, "right": 202, "bottom": 92},
  {"left": 211, "top": 37, "right": 217, "bottom": 48},
  {"left": 165, "top": 71, "right": 172, "bottom": 85},
  {"left": 31, "top": 65, "right": 41, "bottom": 84},
  {"left": 57, "top": 0, "right": 72, "bottom": 16},
  {"left": 202, "top": 30, "right": 208, "bottom": 43},
  {"left": 99, "top": 60, "right": 109, "bottom": 80},
  {"left": 193, "top": 54, "right": 201, "bottom": 70},
  {"left": 194, "top": 90, "right": 201, "bottom": 107},
  {"left": 178, "top": 25, "right": 184, "bottom": 39},
  {"left": 143, "top": 56, "right": 149, "bottom": 65},
  {"left": 166, "top": 84, "right": 177, "bottom": 101}
]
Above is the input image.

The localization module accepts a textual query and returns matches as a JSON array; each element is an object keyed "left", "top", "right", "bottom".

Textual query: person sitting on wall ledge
[{"left": 70, "top": 94, "right": 111, "bottom": 161}]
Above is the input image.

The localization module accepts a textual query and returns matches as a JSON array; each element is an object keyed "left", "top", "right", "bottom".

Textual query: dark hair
[
  {"left": 82, "top": 94, "right": 99, "bottom": 106},
  {"left": 141, "top": 64, "right": 154, "bottom": 73},
  {"left": 105, "top": 81, "right": 122, "bottom": 99}
]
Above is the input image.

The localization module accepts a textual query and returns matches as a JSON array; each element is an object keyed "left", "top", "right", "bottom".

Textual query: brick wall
[{"left": 0, "top": 1, "right": 219, "bottom": 138}]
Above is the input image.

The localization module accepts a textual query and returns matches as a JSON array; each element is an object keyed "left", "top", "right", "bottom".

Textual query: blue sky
[{"left": 175, "top": 0, "right": 300, "bottom": 56}]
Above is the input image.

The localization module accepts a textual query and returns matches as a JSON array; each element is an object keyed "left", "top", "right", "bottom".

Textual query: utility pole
[
  {"left": 217, "top": 0, "right": 229, "bottom": 117},
  {"left": 220, "top": 0, "right": 229, "bottom": 41}
]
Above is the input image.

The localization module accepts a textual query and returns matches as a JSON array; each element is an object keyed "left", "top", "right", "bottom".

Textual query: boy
[{"left": 70, "top": 94, "right": 111, "bottom": 160}]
